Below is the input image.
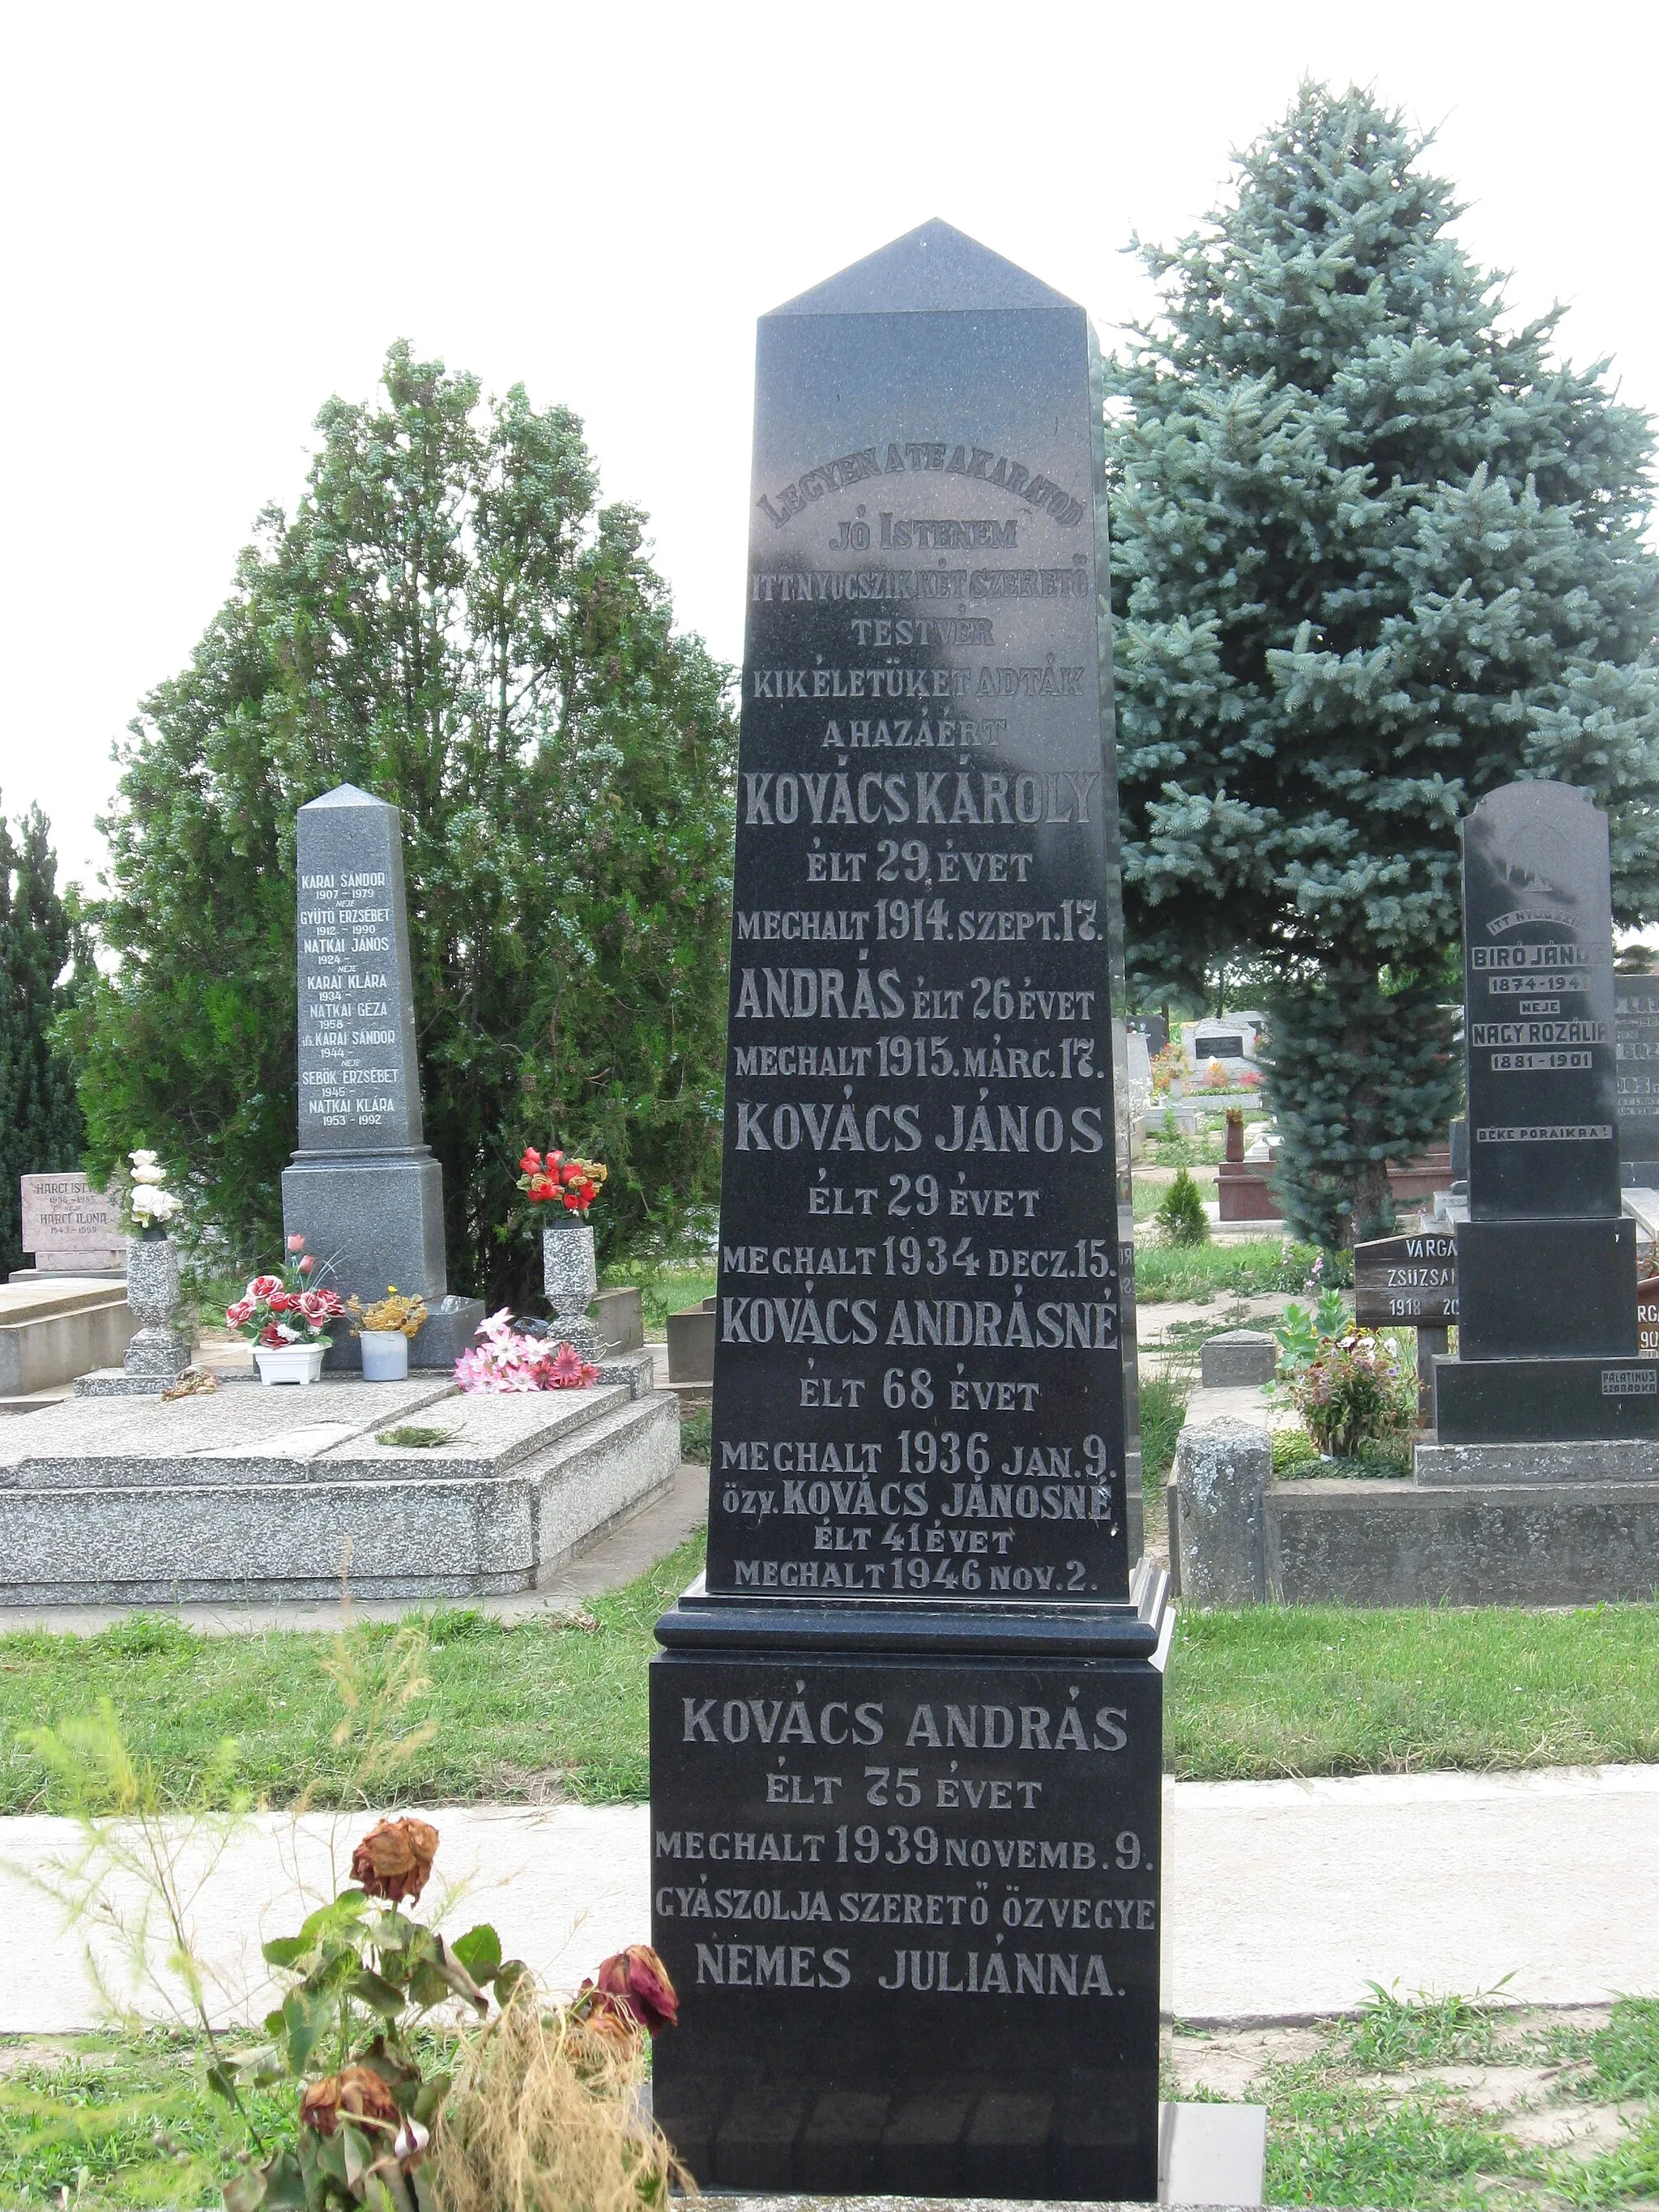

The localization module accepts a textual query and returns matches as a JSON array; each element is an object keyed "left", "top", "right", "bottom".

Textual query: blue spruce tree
[{"left": 1107, "top": 83, "right": 1659, "bottom": 1242}]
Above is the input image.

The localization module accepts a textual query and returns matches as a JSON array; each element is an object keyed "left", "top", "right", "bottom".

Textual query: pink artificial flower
[
  {"left": 297, "top": 1254, "right": 314, "bottom": 1274},
  {"left": 249, "top": 1275, "right": 283, "bottom": 1299},
  {"left": 548, "top": 1341, "right": 599, "bottom": 1388},
  {"left": 297, "top": 1290, "right": 331, "bottom": 1323},
  {"left": 287, "top": 1233, "right": 306, "bottom": 1252}
]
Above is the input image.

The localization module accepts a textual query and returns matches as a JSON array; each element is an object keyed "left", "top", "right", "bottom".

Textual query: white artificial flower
[
  {"left": 130, "top": 1164, "right": 166, "bottom": 1186},
  {"left": 129, "top": 1149, "right": 159, "bottom": 1167}
]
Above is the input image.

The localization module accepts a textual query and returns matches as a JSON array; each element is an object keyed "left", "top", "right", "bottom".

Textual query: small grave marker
[
  {"left": 19, "top": 1173, "right": 122, "bottom": 1275},
  {"left": 1353, "top": 1230, "right": 1458, "bottom": 1328}
]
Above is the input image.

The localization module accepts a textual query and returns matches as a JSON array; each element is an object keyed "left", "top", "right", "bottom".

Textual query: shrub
[
  {"left": 1155, "top": 1167, "right": 1209, "bottom": 1245},
  {"left": 1289, "top": 1331, "right": 1414, "bottom": 1458}
]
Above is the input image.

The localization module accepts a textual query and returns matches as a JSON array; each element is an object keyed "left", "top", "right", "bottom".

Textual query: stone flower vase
[
  {"left": 123, "top": 1229, "right": 190, "bottom": 1387},
  {"left": 542, "top": 1217, "right": 601, "bottom": 1359}
]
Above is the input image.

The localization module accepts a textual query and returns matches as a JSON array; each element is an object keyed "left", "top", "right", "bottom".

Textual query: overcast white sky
[{"left": 3, "top": 0, "right": 1657, "bottom": 890}]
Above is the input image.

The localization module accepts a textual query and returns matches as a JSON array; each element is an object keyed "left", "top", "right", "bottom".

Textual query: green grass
[
  {"left": 1138, "top": 1371, "right": 1191, "bottom": 1498},
  {"left": 19, "top": 1997, "right": 1659, "bottom": 2209},
  {"left": 1556, "top": 1999, "right": 1659, "bottom": 2103},
  {"left": 606, "top": 1266, "right": 715, "bottom": 1336},
  {"left": 0, "top": 1532, "right": 706, "bottom": 1816},
  {"left": 0, "top": 2027, "right": 292, "bottom": 2210},
  {"left": 679, "top": 1404, "right": 711, "bottom": 1463},
  {"left": 1166, "top": 1601, "right": 1659, "bottom": 1779},
  {"left": 1135, "top": 1236, "right": 1350, "bottom": 1303},
  {"left": 6, "top": 1567, "right": 1659, "bottom": 1809}
]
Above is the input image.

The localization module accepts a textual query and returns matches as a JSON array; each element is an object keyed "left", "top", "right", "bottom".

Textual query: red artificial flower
[
  {"left": 249, "top": 1274, "right": 283, "bottom": 1299},
  {"left": 529, "top": 1174, "right": 557, "bottom": 1202},
  {"left": 258, "top": 1323, "right": 286, "bottom": 1347},
  {"left": 225, "top": 1298, "right": 254, "bottom": 1328},
  {"left": 519, "top": 1148, "right": 542, "bottom": 1174}
]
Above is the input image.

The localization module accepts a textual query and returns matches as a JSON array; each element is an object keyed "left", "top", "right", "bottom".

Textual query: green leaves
[
  {"left": 1107, "top": 81, "right": 1659, "bottom": 1237},
  {"left": 449, "top": 1923, "right": 501, "bottom": 1983},
  {"left": 70, "top": 346, "right": 736, "bottom": 1293},
  {"left": 0, "top": 801, "right": 86, "bottom": 1276}
]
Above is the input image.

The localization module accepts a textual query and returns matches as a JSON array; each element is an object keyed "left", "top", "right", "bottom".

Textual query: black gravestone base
[
  {"left": 1435, "top": 1354, "right": 1659, "bottom": 1443},
  {"left": 1455, "top": 1219, "right": 1638, "bottom": 1360},
  {"left": 650, "top": 1583, "right": 1166, "bottom": 2203}
]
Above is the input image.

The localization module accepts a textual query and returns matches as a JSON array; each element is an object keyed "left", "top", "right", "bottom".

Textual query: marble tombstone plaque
[
  {"left": 1614, "top": 974, "right": 1659, "bottom": 1185},
  {"left": 1437, "top": 783, "right": 1654, "bottom": 1442},
  {"left": 650, "top": 222, "right": 1167, "bottom": 2204},
  {"left": 19, "top": 1173, "right": 122, "bottom": 1275},
  {"left": 279, "top": 786, "right": 482, "bottom": 1370}
]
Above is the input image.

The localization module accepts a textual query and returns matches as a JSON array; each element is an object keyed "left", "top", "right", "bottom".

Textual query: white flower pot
[
  {"left": 254, "top": 1343, "right": 327, "bottom": 1386},
  {"left": 360, "top": 1330, "right": 410, "bottom": 1382}
]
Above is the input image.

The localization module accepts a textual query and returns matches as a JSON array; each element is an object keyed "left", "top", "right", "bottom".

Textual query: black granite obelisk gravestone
[
  {"left": 280, "top": 785, "right": 484, "bottom": 1370},
  {"left": 649, "top": 223, "right": 1169, "bottom": 2202},
  {"left": 1614, "top": 970, "right": 1659, "bottom": 1187},
  {"left": 1435, "top": 782, "right": 1659, "bottom": 1440}
]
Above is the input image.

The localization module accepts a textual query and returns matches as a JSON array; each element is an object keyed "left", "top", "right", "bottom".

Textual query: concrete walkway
[{"left": 5, "top": 1764, "right": 1653, "bottom": 2035}]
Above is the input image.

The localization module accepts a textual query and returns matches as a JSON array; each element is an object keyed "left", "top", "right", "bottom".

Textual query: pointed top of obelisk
[
  {"left": 304, "top": 782, "right": 394, "bottom": 812},
  {"left": 768, "top": 219, "right": 1077, "bottom": 318}
]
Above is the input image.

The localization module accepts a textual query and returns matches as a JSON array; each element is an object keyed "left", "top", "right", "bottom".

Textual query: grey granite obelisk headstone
[{"left": 279, "top": 786, "right": 483, "bottom": 1370}]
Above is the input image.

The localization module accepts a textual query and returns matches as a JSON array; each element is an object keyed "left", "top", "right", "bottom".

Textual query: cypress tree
[
  {"left": 1107, "top": 83, "right": 1659, "bottom": 1242},
  {"left": 0, "top": 803, "right": 87, "bottom": 1275}
]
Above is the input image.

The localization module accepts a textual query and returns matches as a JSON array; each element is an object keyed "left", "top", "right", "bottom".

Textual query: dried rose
[
  {"left": 300, "top": 2064, "right": 399, "bottom": 2137},
  {"left": 593, "top": 1942, "right": 678, "bottom": 2034},
  {"left": 351, "top": 1815, "right": 438, "bottom": 1904}
]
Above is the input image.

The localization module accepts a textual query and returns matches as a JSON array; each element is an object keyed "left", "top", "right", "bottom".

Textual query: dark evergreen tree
[
  {"left": 1107, "top": 83, "right": 1659, "bottom": 1242},
  {"left": 67, "top": 344, "right": 736, "bottom": 1300},
  {"left": 0, "top": 804, "right": 87, "bottom": 1274}
]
